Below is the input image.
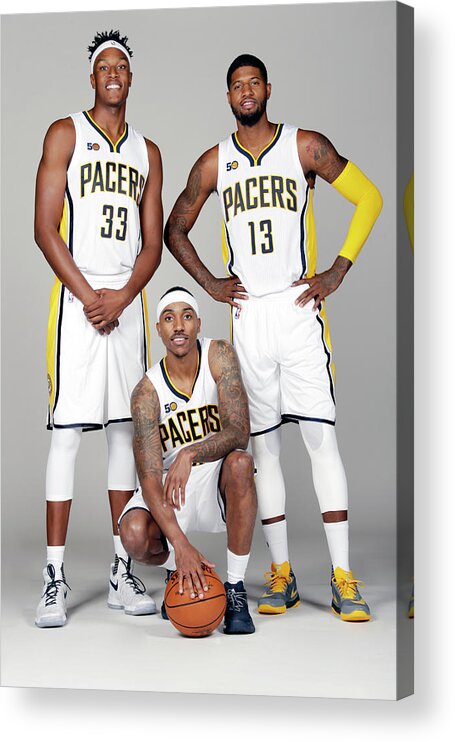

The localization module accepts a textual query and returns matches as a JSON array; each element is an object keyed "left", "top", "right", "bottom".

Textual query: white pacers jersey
[
  {"left": 62, "top": 111, "right": 149, "bottom": 276},
  {"left": 217, "top": 123, "right": 317, "bottom": 297},
  {"left": 146, "top": 338, "right": 221, "bottom": 469}
]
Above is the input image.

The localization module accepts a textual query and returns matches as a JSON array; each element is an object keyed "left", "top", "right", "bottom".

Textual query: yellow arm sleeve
[{"left": 331, "top": 161, "right": 383, "bottom": 263}]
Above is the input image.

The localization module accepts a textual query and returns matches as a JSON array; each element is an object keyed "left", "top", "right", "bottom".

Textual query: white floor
[{"left": 1, "top": 536, "right": 412, "bottom": 701}]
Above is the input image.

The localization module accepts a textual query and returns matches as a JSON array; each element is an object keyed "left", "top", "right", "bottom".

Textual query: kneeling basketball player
[{"left": 118, "top": 287, "right": 257, "bottom": 634}]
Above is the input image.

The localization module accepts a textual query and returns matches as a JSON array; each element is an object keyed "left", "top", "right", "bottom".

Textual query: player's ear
[
  {"left": 197, "top": 318, "right": 201, "bottom": 335},
  {"left": 227, "top": 89, "right": 231, "bottom": 106},
  {"left": 266, "top": 82, "right": 271, "bottom": 100},
  {"left": 129, "top": 72, "right": 132, "bottom": 87},
  {"left": 90, "top": 73, "right": 96, "bottom": 90},
  {"left": 156, "top": 322, "right": 162, "bottom": 338}
]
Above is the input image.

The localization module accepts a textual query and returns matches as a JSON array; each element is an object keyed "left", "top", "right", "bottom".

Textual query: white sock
[
  {"left": 262, "top": 520, "right": 289, "bottom": 565},
  {"left": 226, "top": 549, "right": 250, "bottom": 585},
  {"left": 323, "top": 521, "right": 350, "bottom": 571},
  {"left": 47, "top": 545, "right": 65, "bottom": 575},
  {"left": 113, "top": 534, "right": 129, "bottom": 563}
]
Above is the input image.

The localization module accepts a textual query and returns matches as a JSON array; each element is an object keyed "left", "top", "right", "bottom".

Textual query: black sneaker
[
  {"left": 223, "top": 580, "right": 255, "bottom": 634},
  {"left": 161, "top": 569, "right": 175, "bottom": 620}
]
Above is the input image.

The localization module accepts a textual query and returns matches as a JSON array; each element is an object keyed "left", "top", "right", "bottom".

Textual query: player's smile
[
  {"left": 171, "top": 334, "right": 189, "bottom": 347},
  {"left": 241, "top": 97, "right": 257, "bottom": 110}
]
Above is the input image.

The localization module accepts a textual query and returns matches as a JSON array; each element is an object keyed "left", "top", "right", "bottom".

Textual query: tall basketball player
[
  {"left": 164, "top": 54, "right": 382, "bottom": 621},
  {"left": 34, "top": 31, "right": 163, "bottom": 627}
]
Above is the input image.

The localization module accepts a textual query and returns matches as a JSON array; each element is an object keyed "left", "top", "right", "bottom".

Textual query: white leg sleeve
[
  {"left": 105, "top": 421, "right": 136, "bottom": 491},
  {"left": 251, "top": 429, "right": 286, "bottom": 521},
  {"left": 46, "top": 428, "right": 82, "bottom": 502},
  {"left": 298, "top": 421, "right": 348, "bottom": 513}
]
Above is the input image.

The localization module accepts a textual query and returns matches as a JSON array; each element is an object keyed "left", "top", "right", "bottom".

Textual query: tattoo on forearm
[
  {"left": 131, "top": 379, "right": 163, "bottom": 482},
  {"left": 190, "top": 341, "right": 250, "bottom": 462},
  {"left": 164, "top": 155, "right": 216, "bottom": 292}
]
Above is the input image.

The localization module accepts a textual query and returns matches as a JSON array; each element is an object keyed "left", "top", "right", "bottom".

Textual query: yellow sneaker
[
  {"left": 331, "top": 566, "right": 371, "bottom": 621},
  {"left": 257, "top": 561, "right": 300, "bottom": 614}
]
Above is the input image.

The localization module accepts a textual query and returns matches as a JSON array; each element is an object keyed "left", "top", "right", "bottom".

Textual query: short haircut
[
  {"left": 159, "top": 286, "right": 194, "bottom": 301},
  {"left": 226, "top": 54, "right": 268, "bottom": 88},
  {"left": 88, "top": 30, "right": 133, "bottom": 62}
]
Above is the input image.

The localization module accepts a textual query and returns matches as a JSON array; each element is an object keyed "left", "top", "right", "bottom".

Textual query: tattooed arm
[
  {"left": 294, "top": 130, "right": 381, "bottom": 308},
  {"left": 164, "top": 146, "right": 248, "bottom": 309},
  {"left": 163, "top": 339, "right": 250, "bottom": 510},
  {"left": 131, "top": 375, "right": 214, "bottom": 598}
]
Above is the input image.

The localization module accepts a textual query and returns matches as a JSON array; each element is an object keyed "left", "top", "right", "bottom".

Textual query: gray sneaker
[
  {"left": 35, "top": 564, "right": 70, "bottom": 628},
  {"left": 108, "top": 556, "right": 156, "bottom": 615},
  {"left": 257, "top": 561, "right": 300, "bottom": 614}
]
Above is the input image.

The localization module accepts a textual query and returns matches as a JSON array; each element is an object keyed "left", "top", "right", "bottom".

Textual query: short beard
[{"left": 231, "top": 98, "right": 267, "bottom": 127}]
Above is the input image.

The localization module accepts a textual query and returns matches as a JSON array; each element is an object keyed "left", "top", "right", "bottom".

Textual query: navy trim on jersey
[
  {"left": 217, "top": 466, "right": 227, "bottom": 524},
  {"left": 256, "top": 123, "right": 284, "bottom": 165},
  {"left": 119, "top": 505, "right": 151, "bottom": 525},
  {"left": 82, "top": 112, "right": 129, "bottom": 153},
  {"left": 299, "top": 184, "right": 309, "bottom": 278},
  {"left": 250, "top": 421, "right": 283, "bottom": 437},
  {"left": 52, "top": 422, "right": 104, "bottom": 431},
  {"left": 83, "top": 110, "right": 115, "bottom": 152},
  {"left": 315, "top": 313, "right": 336, "bottom": 404},
  {"left": 65, "top": 185, "right": 75, "bottom": 255},
  {"left": 231, "top": 123, "right": 284, "bottom": 168},
  {"left": 281, "top": 413, "right": 336, "bottom": 426},
  {"left": 231, "top": 133, "right": 255, "bottom": 166},
  {"left": 115, "top": 123, "right": 129, "bottom": 153},
  {"left": 160, "top": 339, "right": 202, "bottom": 402},
  {"left": 104, "top": 417, "right": 133, "bottom": 427},
  {"left": 224, "top": 223, "right": 236, "bottom": 276}
]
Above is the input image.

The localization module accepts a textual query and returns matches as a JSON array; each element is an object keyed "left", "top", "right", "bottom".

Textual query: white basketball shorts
[
  {"left": 46, "top": 273, "right": 151, "bottom": 431},
  {"left": 231, "top": 284, "right": 336, "bottom": 436},
  {"left": 119, "top": 459, "right": 226, "bottom": 534}
]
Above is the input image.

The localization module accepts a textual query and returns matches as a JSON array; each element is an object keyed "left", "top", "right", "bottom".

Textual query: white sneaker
[
  {"left": 35, "top": 564, "right": 70, "bottom": 628},
  {"left": 108, "top": 556, "right": 156, "bottom": 615}
]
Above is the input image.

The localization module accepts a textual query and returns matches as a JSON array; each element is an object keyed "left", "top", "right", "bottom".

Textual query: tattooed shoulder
[
  {"left": 208, "top": 339, "right": 239, "bottom": 379},
  {"left": 299, "top": 129, "right": 347, "bottom": 182}
]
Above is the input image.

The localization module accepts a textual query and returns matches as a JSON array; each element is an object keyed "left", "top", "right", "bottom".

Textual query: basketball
[{"left": 164, "top": 566, "right": 226, "bottom": 637}]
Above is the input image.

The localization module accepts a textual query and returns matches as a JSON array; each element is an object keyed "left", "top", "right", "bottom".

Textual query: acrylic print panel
[{"left": 1, "top": 1, "right": 413, "bottom": 699}]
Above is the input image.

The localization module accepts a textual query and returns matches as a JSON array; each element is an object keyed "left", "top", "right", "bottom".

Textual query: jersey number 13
[{"left": 248, "top": 219, "right": 274, "bottom": 255}]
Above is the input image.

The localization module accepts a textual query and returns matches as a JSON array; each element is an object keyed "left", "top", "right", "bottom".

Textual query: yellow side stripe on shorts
[
  {"left": 305, "top": 188, "right": 317, "bottom": 278},
  {"left": 142, "top": 289, "right": 152, "bottom": 369},
  {"left": 46, "top": 278, "right": 63, "bottom": 412}
]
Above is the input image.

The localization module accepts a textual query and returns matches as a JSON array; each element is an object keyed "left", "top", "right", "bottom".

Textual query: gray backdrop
[
  {"left": 2, "top": 2, "right": 396, "bottom": 577},
  {"left": 1, "top": 2, "right": 399, "bottom": 689}
]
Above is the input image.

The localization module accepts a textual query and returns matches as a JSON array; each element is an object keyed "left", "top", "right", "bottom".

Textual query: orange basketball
[{"left": 164, "top": 566, "right": 226, "bottom": 637}]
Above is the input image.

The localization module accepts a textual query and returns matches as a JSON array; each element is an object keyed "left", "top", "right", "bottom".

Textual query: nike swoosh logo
[
  {"left": 290, "top": 589, "right": 298, "bottom": 598},
  {"left": 110, "top": 580, "right": 118, "bottom": 591}
]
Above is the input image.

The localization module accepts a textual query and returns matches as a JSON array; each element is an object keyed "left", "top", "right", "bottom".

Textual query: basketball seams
[{"left": 164, "top": 569, "right": 227, "bottom": 636}]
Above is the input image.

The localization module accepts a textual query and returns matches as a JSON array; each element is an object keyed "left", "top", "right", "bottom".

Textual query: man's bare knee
[
  {"left": 223, "top": 450, "right": 254, "bottom": 481},
  {"left": 119, "top": 513, "right": 150, "bottom": 560}
]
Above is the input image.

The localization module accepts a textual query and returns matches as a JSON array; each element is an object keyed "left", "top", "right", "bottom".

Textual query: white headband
[
  {"left": 90, "top": 40, "right": 132, "bottom": 73},
  {"left": 156, "top": 291, "right": 200, "bottom": 323}
]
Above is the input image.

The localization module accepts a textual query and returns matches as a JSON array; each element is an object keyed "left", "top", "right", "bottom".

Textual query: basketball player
[
  {"left": 118, "top": 287, "right": 257, "bottom": 634},
  {"left": 34, "top": 31, "right": 163, "bottom": 627},
  {"left": 164, "top": 54, "right": 383, "bottom": 621}
]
